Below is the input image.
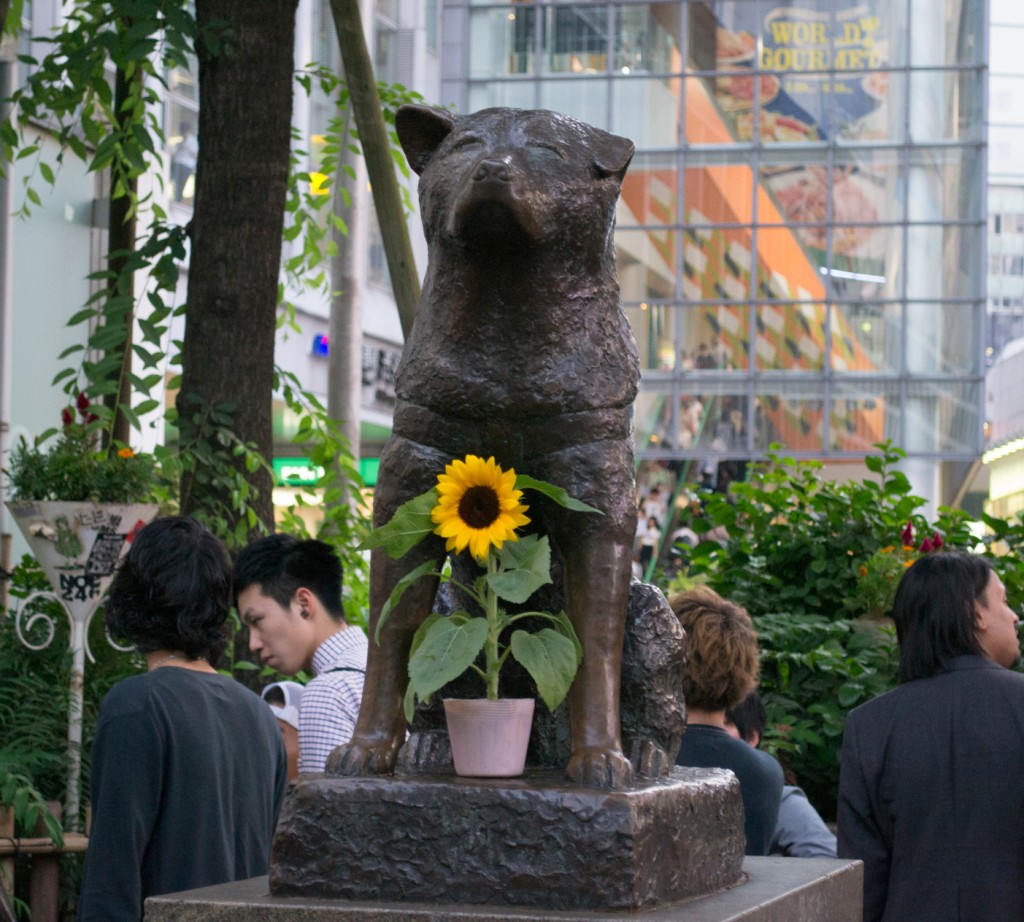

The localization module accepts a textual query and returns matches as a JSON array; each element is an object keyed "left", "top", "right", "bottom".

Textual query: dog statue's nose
[{"left": 473, "top": 159, "right": 510, "bottom": 182}]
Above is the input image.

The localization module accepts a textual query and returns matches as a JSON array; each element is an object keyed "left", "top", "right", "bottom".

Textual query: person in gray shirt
[{"left": 726, "top": 690, "right": 837, "bottom": 858}]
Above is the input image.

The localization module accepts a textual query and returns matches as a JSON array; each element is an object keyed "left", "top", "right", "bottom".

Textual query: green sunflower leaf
[
  {"left": 514, "top": 474, "right": 602, "bottom": 515},
  {"left": 404, "top": 615, "right": 488, "bottom": 721},
  {"left": 510, "top": 627, "right": 581, "bottom": 712},
  {"left": 359, "top": 487, "right": 438, "bottom": 557},
  {"left": 376, "top": 559, "right": 439, "bottom": 641},
  {"left": 489, "top": 534, "right": 552, "bottom": 603}
]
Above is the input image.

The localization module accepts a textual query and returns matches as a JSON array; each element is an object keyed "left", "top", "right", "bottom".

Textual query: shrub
[{"left": 664, "top": 443, "right": 1024, "bottom": 819}]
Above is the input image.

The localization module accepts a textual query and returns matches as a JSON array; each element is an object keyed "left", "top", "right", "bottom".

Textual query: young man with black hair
[
  {"left": 235, "top": 535, "right": 368, "bottom": 774},
  {"left": 839, "top": 552, "right": 1024, "bottom": 921}
]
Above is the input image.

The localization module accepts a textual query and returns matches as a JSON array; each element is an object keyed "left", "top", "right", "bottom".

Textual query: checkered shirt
[{"left": 297, "top": 626, "right": 368, "bottom": 774}]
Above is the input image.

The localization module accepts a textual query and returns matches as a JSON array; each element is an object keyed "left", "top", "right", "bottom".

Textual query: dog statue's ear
[
  {"left": 396, "top": 104, "right": 456, "bottom": 175},
  {"left": 593, "top": 133, "right": 635, "bottom": 183}
]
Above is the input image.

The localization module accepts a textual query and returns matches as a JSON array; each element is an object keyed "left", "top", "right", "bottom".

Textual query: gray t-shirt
[{"left": 78, "top": 668, "right": 288, "bottom": 921}]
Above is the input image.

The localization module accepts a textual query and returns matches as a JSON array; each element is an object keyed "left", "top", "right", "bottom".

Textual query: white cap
[{"left": 261, "top": 681, "right": 304, "bottom": 730}]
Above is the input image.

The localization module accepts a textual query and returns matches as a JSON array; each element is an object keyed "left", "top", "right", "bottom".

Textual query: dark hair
[
  {"left": 668, "top": 586, "right": 759, "bottom": 712},
  {"left": 726, "top": 690, "right": 766, "bottom": 745},
  {"left": 233, "top": 534, "right": 345, "bottom": 620},
  {"left": 105, "top": 516, "right": 231, "bottom": 660},
  {"left": 262, "top": 685, "right": 285, "bottom": 706},
  {"left": 893, "top": 551, "right": 991, "bottom": 683}
]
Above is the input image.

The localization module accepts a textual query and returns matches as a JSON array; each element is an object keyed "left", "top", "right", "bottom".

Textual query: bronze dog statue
[{"left": 329, "top": 104, "right": 640, "bottom": 788}]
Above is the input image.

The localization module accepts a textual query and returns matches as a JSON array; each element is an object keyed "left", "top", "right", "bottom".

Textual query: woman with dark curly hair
[{"left": 77, "top": 516, "right": 288, "bottom": 922}]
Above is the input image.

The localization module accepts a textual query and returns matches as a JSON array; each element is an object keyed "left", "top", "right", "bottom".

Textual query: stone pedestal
[
  {"left": 145, "top": 857, "right": 863, "bottom": 921},
  {"left": 270, "top": 768, "right": 744, "bottom": 910}
]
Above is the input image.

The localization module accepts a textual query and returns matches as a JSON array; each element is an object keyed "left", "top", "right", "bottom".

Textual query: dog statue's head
[{"left": 396, "top": 105, "right": 635, "bottom": 254}]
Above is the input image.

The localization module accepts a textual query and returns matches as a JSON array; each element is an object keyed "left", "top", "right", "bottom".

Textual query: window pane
[
  {"left": 904, "top": 381, "right": 981, "bottom": 453},
  {"left": 686, "top": 157, "right": 753, "bottom": 226},
  {"left": 681, "top": 227, "right": 751, "bottom": 302},
  {"left": 829, "top": 381, "right": 899, "bottom": 452},
  {"left": 822, "top": 224, "right": 902, "bottom": 298},
  {"left": 168, "top": 103, "right": 198, "bottom": 205},
  {"left": 751, "top": 226, "right": 826, "bottom": 301},
  {"left": 754, "top": 303, "right": 826, "bottom": 371},
  {"left": 906, "top": 224, "right": 981, "bottom": 301},
  {"left": 910, "top": 0, "right": 983, "bottom": 67},
  {"left": 621, "top": 153, "right": 679, "bottom": 229},
  {"left": 754, "top": 388, "right": 825, "bottom": 452},
  {"left": 906, "top": 302, "right": 980, "bottom": 376},
  {"left": 539, "top": 78, "right": 610, "bottom": 128},
  {"left": 468, "top": 81, "right": 537, "bottom": 111},
  {"left": 611, "top": 77, "right": 681, "bottom": 147},
  {"left": 907, "top": 147, "right": 981, "bottom": 222},
  {"left": 470, "top": 7, "right": 534, "bottom": 78},
  {"left": 626, "top": 302, "right": 679, "bottom": 370},
  {"left": 909, "top": 69, "right": 985, "bottom": 143},
  {"left": 683, "top": 304, "right": 748, "bottom": 370},
  {"left": 614, "top": 3, "right": 681, "bottom": 74},
  {"left": 617, "top": 228, "right": 677, "bottom": 299},
  {"left": 543, "top": 4, "right": 608, "bottom": 74},
  {"left": 831, "top": 301, "right": 902, "bottom": 373}
]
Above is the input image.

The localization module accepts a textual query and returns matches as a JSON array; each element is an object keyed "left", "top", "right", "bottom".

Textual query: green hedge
[{"left": 665, "top": 443, "right": 1024, "bottom": 819}]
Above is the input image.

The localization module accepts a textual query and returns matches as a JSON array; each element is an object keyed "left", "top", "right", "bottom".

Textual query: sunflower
[{"left": 431, "top": 455, "right": 530, "bottom": 562}]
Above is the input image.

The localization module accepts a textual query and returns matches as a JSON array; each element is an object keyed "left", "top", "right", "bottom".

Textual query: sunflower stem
[{"left": 485, "top": 552, "right": 501, "bottom": 700}]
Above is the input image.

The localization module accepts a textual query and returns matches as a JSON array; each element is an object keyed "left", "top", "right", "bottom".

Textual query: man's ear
[{"left": 293, "top": 587, "right": 315, "bottom": 617}]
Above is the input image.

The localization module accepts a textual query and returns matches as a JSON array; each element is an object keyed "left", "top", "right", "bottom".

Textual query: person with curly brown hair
[
  {"left": 670, "top": 586, "right": 783, "bottom": 855},
  {"left": 78, "top": 517, "right": 288, "bottom": 922}
]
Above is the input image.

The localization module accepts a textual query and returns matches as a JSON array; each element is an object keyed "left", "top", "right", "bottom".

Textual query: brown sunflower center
[{"left": 458, "top": 485, "right": 501, "bottom": 529}]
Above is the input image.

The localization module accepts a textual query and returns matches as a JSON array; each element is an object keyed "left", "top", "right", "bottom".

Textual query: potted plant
[
  {"left": 363, "top": 454, "right": 599, "bottom": 778},
  {"left": 2, "top": 392, "right": 163, "bottom": 830},
  {"left": 3, "top": 392, "right": 163, "bottom": 620}
]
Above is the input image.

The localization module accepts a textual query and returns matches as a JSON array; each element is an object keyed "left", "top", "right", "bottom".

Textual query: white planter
[
  {"left": 6, "top": 500, "right": 160, "bottom": 626},
  {"left": 443, "top": 698, "right": 535, "bottom": 778}
]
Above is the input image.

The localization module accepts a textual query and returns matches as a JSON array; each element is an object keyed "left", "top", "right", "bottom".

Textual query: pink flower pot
[{"left": 443, "top": 698, "right": 535, "bottom": 778}]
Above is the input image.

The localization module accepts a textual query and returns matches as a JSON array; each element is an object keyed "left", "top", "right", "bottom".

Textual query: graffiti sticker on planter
[{"left": 6, "top": 501, "right": 159, "bottom": 627}]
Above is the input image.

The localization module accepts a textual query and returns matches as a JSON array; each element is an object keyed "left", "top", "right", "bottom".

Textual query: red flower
[
  {"left": 900, "top": 521, "right": 915, "bottom": 546},
  {"left": 76, "top": 391, "right": 90, "bottom": 412},
  {"left": 61, "top": 407, "right": 74, "bottom": 427},
  {"left": 919, "top": 537, "right": 933, "bottom": 553},
  {"left": 931, "top": 532, "right": 944, "bottom": 550}
]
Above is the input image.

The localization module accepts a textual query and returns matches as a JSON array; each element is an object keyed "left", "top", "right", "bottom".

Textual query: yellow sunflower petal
[{"left": 430, "top": 453, "right": 528, "bottom": 561}]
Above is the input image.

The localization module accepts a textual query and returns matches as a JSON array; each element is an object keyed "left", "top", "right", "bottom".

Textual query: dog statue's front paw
[
  {"left": 325, "top": 735, "right": 401, "bottom": 777},
  {"left": 566, "top": 745, "right": 635, "bottom": 789}
]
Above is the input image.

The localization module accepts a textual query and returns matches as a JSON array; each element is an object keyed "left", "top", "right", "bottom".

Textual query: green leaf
[
  {"left": 359, "top": 488, "right": 437, "bottom": 558},
  {"left": 515, "top": 474, "right": 602, "bottom": 515},
  {"left": 404, "top": 615, "right": 488, "bottom": 721},
  {"left": 488, "top": 534, "right": 552, "bottom": 603},
  {"left": 376, "top": 559, "right": 437, "bottom": 640},
  {"left": 510, "top": 628, "right": 580, "bottom": 711}
]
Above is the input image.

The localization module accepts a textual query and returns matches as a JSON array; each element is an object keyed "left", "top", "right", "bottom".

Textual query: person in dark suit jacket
[{"left": 838, "top": 551, "right": 1024, "bottom": 922}]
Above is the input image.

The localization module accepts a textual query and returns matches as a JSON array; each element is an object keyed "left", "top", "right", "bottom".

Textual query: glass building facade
[{"left": 439, "top": 0, "right": 987, "bottom": 488}]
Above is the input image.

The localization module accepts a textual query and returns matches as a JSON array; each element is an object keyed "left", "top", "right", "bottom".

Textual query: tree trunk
[
  {"left": 328, "top": 105, "right": 362, "bottom": 484},
  {"left": 107, "top": 64, "right": 136, "bottom": 449},
  {"left": 329, "top": 0, "right": 419, "bottom": 339},
  {"left": 177, "top": 0, "right": 299, "bottom": 533}
]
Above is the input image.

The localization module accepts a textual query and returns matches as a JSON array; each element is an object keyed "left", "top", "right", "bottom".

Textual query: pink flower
[
  {"left": 76, "top": 391, "right": 90, "bottom": 412},
  {"left": 919, "top": 537, "right": 933, "bottom": 553},
  {"left": 900, "top": 521, "right": 915, "bottom": 545},
  {"left": 61, "top": 407, "right": 74, "bottom": 427},
  {"left": 931, "top": 532, "right": 944, "bottom": 550}
]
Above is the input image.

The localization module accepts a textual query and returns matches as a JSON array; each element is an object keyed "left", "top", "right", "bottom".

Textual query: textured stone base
[
  {"left": 269, "top": 768, "right": 744, "bottom": 910},
  {"left": 145, "top": 857, "right": 863, "bottom": 921}
]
